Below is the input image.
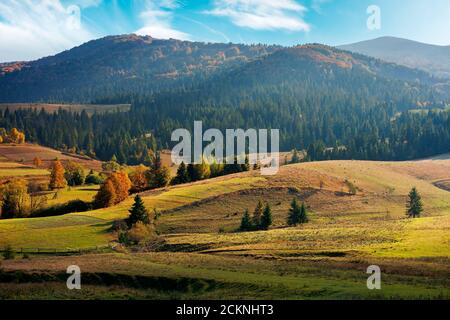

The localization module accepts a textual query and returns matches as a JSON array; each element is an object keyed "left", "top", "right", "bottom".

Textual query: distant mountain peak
[{"left": 338, "top": 36, "right": 450, "bottom": 78}]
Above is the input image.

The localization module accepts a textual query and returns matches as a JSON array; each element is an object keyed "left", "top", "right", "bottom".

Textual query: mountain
[
  {"left": 0, "top": 35, "right": 445, "bottom": 103},
  {"left": 1, "top": 36, "right": 449, "bottom": 164},
  {"left": 0, "top": 34, "right": 280, "bottom": 103},
  {"left": 339, "top": 36, "right": 450, "bottom": 79}
]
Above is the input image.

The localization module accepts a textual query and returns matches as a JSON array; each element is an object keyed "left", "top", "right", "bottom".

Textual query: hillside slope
[
  {"left": 0, "top": 35, "right": 444, "bottom": 103},
  {"left": 0, "top": 35, "right": 279, "bottom": 102},
  {"left": 1, "top": 159, "right": 449, "bottom": 299}
]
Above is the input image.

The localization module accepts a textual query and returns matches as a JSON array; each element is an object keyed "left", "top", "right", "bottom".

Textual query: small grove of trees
[
  {"left": 0, "top": 178, "right": 47, "bottom": 219},
  {"left": 0, "top": 128, "right": 25, "bottom": 144},
  {"left": 240, "top": 200, "right": 273, "bottom": 231},
  {"left": 172, "top": 156, "right": 251, "bottom": 186},
  {"left": 128, "top": 152, "right": 172, "bottom": 192},
  {"left": 406, "top": 187, "right": 423, "bottom": 218},
  {"left": 64, "top": 161, "right": 86, "bottom": 186},
  {"left": 287, "top": 198, "right": 308, "bottom": 226},
  {"left": 239, "top": 198, "right": 310, "bottom": 232},
  {"left": 94, "top": 171, "right": 132, "bottom": 208}
]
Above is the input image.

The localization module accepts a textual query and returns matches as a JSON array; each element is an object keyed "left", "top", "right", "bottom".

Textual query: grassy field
[
  {"left": 0, "top": 144, "right": 102, "bottom": 171},
  {"left": 0, "top": 159, "right": 449, "bottom": 299}
]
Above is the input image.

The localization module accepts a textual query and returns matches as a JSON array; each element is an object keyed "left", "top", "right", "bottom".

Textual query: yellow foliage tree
[{"left": 49, "top": 159, "right": 67, "bottom": 190}]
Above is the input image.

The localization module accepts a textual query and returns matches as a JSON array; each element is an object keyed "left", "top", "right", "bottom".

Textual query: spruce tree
[
  {"left": 288, "top": 198, "right": 301, "bottom": 226},
  {"left": 174, "top": 162, "right": 189, "bottom": 184},
  {"left": 260, "top": 203, "right": 273, "bottom": 230},
  {"left": 240, "top": 209, "right": 252, "bottom": 231},
  {"left": 406, "top": 187, "right": 423, "bottom": 218},
  {"left": 252, "top": 200, "right": 264, "bottom": 229},
  {"left": 127, "top": 195, "right": 150, "bottom": 227},
  {"left": 298, "top": 202, "right": 309, "bottom": 224}
]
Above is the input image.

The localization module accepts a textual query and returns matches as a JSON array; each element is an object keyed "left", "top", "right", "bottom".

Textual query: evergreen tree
[
  {"left": 127, "top": 195, "right": 150, "bottom": 228},
  {"left": 298, "top": 202, "right": 309, "bottom": 224},
  {"left": 252, "top": 200, "right": 264, "bottom": 229},
  {"left": 173, "top": 161, "right": 189, "bottom": 184},
  {"left": 288, "top": 198, "right": 301, "bottom": 226},
  {"left": 240, "top": 209, "right": 252, "bottom": 231},
  {"left": 290, "top": 149, "right": 301, "bottom": 164},
  {"left": 406, "top": 187, "right": 424, "bottom": 218},
  {"left": 260, "top": 203, "right": 273, "bottom": 230},
  {"left": 241, "top": 155, "right": 250, "bottom": 172}
]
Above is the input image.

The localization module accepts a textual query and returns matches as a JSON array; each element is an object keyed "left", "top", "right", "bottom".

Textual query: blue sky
[{"left": 1, "top": 0, "right": 450, "bottom": 62}]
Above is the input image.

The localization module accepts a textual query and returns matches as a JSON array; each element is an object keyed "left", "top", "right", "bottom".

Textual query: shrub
[
  {"left": 32, "top": 200, "right": 91, "bottom": 218},
  {"left": 2, "top": 245, "right": 15, "bottom": 260},
  {"left": 126, "top": 222, "right": 156, "bottom": 245},
  {"left": 85, "top": 173, "right": 104, "bottom": 185}
]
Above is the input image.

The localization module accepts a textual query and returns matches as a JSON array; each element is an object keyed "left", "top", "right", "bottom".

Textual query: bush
[
  {"left": 85, "top": 173, "right": 104, "bottom": 185},
  {"left": 2, "top": 245, "right": 15, "bottom": 260},
  {"left": 126, "top": 222, "right": 156, "bottom": 245},
  {"left": 32, "top": 200, "right": 92, "bottom": 218}
]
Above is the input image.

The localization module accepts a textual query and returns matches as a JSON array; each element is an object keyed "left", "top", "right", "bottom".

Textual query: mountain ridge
[
  {"left": 339, "top": 36, "right": 450, "bottom": 79},
  {"left": 0, "top": 34, "right": 445, "bottom": 103}
]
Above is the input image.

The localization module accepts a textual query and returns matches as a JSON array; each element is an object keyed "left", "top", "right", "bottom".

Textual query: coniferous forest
[{"left": 0, "top": 36, "right": 449, "bottom": 163}]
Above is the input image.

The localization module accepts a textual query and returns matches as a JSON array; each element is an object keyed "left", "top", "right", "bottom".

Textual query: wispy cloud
[
  {"left": 0, "top": 0, "right": 98, "bottom": 62},
  {"left": 311, "top": 0, "right": 331, "bottom": 14},
  {"left": 135, "top": 0, "right": 190, "bottom": 40},
  {"left": 203, "top": 0, "right": 310, "bottom": 32}
]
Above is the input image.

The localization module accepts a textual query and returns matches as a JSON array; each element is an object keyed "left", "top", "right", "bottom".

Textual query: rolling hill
[
  {"left": 0, "top": 159, "right": 449, "bottom": 299},
  {"left": 339, "top": 36, "right": 450, "bottom": 79}
]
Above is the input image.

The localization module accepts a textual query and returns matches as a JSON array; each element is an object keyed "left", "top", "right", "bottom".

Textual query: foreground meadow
[{"left": 0, "top": 159, "right": 449, "bottom": 299}]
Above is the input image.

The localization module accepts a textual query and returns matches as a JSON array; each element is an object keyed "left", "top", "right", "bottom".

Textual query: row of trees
[{"left": 173, "top": 157, "right": 251, "bottom": 185}]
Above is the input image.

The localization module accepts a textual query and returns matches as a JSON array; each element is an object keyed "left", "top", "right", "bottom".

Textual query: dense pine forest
[{"left": 0, "top": 36, "right": 449, "bottom": 163}]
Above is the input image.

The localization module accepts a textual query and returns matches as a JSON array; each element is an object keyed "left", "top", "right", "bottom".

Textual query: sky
[{"left": 1, "top": 0, "right": 450, "bottom": 62}]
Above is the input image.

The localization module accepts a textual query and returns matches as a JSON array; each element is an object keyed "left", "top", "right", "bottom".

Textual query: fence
[{"left": 0, "top": 245, "right": 111, "bottom": 255}]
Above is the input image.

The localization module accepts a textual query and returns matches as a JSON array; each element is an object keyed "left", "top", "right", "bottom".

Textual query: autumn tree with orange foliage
[
  {"left": 94, "top": 171, "right": 131, "bottom": 208},
  {"left": 33, "top": 157, "right": 43, "bottom": 168},
  {"left": 130, "top": 165, "right": 148, "bottom": 192},
  {"left": 9, "top": 128, "right": 25, "bottom": 144},
  {"left": 94, "top": 179, "right": 116, "bottom": 208},
  {"left": 0, "top": 127, "right": 25, "bottom": 144},
  {"left": 110, "top": 171, "right": 132, "bottom": 203},
  {"left": 49, "top": 159, "right": 67, "bottom": 190}
]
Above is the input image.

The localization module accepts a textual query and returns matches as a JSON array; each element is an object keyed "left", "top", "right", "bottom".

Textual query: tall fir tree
[
  {"left": 127, "top": 195, "right": 150, "bottom": 227},
  {"left": 173, "top": 161, "right": 189, "bottom": 184},
  {"left": 260, "top": 203, "right": 273, "bottom": 230},
  {"left": 298, "top": 202, "right": 309, "bottom": 224},
  {"left": 406, "top": 187, "right": 424, "bottom": 218},
  {"left": 240, "top": 209, "right": 252, "bottom": 231},
  {"left": 287, "top": 198, "right": 301, "bottom": 226},
  {"left": 252, "top": 200, "right": 264, "bottom": 229}
]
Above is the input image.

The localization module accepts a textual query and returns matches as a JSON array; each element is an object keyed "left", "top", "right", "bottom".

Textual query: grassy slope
[{"left": 0, "top": 160, "right": 449, "bottom": 299}]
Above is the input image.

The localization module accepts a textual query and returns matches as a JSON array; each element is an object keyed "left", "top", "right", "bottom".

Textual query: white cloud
[
  {"left": 204, "top": 0, "right": 310, "bottom": 32},
  {"left": 135, "top": 0, "right": 190, "bottom": 40},
  {"left": 0, "top": 0, "right": 98, "bottom": 62}
]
